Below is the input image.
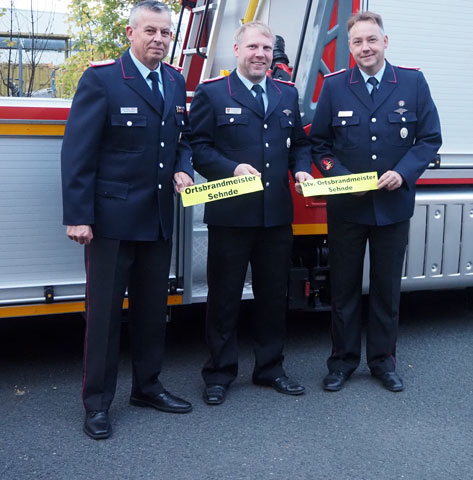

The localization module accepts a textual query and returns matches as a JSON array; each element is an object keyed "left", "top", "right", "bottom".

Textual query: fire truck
[{"left": 1, "top": 0, "right": 472, "bottom": 318}]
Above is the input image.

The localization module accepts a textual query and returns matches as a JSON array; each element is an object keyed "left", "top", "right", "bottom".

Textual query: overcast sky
[{"left": 0, "top": 0, "right": 70, "bottom": 13}]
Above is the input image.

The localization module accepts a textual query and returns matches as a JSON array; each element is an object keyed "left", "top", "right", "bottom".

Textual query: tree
[{"left": 56, "top": 0, "right": 182, "bottom": 98}]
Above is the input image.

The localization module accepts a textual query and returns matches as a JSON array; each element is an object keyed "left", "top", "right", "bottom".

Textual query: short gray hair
[
  {"left": 129, "top": 1, "right": 171, "bottom": 28},
  {"left": 234, "top": 21, "right": 275, "bottom": 45}
]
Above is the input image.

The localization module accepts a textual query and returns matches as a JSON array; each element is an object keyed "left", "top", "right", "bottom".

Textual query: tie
[
  {"left": 148, "top": 71, "right": 164, "bottom": 112},
  {"left": 367, "top": 76, "right": 379, "bottom": 101},
  {"left": 252, "top": 84, "right": 265, "bottom": 116}
]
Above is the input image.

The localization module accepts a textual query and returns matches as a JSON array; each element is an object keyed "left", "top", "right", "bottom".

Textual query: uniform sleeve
[
  {"left": 61, "top": 68, "right": 107, "bottom": 226},
  {"left": 288, "top": 86, "right": 312, "bottom": 178},
  {"left": 173, "top": 74, "right": 194, "bottom": 180},
  {"left": 393, "top": 72, "right": 442, "bottom": 189},
  {"left": 188, "top": 85, "right": 239, "bottom": 180},
  {"left": 309, "top": 80, "right": 354, "bottom": 177}
]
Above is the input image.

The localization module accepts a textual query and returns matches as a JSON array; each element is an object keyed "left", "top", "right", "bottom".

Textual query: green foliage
[{"left": 56, "top": 0, "right": 182, "bottom": 98}]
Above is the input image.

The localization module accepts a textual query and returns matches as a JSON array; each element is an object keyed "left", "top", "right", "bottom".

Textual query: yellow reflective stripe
[
  {"left": 0, "top": 124, "right": 65, "bottom": 136},
  {"left": 0, "top": 295, "right": 183, "bottom": 318},
  {"left": 292, "top": 223, "right": 327, "bottom": 235}
]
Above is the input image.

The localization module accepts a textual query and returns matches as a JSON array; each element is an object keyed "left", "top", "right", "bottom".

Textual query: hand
[
  {"left": 377, "top": 170, "right": 404, "bottom": 191},
  {"left": 174, "top": 171, "right": 194, "bottom": 193},
  {"left": 66, "top": 225, "right": 93, "bottom": 245},
  {"left": 294, "top": 171, "right": 313, "bottom": 195},
  {"left": 233, "top": 164, "right": 261, "bottom": 177}
]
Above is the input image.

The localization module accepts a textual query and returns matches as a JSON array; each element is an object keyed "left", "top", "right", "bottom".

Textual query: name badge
[
  {"left": 226, "top": 107, "right": 242, "bottom": 114},
  {"left": 121, "top": 107, "right": 138, "bottom": 114},
  {"left": 338, "top": 111, "right": 353, "bottom": 117}
]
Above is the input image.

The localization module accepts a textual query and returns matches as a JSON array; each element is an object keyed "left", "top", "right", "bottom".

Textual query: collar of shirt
[
  {"left": 359, "top": 60, "right": 386, "bottom": 93},
  {"left": 129, "top": 49, "right": 164, "bottom": 96},
  {"left": 235, "top": 69, "right": 268, "bottom": 111}
]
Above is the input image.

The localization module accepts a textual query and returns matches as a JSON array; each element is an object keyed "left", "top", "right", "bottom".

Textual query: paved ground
[{"left": 1, "top": 290, "right": 473, "bottom": 480}]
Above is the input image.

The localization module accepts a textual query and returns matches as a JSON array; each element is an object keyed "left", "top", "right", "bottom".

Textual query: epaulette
[
  {"left": 202, "top": 75, "right": 225, "bottom": 83},
  {"left": 163, "top": 61, "right": 183, "bottom": 72},
  {"left": 324, "top": 68, "right": 346, "bottom": 78},
  {"left": 89, "top": 59, "right": 116, "bottom": 67},
  {"left": 398, "top": 65, "right": 420, "bottom": 71},
  {"left": 273, "top": 78, "right": 295, "bottom": 86}
]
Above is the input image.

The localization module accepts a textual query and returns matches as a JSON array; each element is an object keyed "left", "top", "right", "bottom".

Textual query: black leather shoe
[
  {"left": 83, "top": 411, "right": 111, "bottom": 440},
  {"left": 374, "top": 371, "right": 404, "bottom": 392},
  {"left": 253, "top": 375, "right": 305, "bottom": 395},
  {"left": 203, "top": 384, "right": 227, "bottom": 405},
  {"left": 323, "top": 371, "right": 348, "bottom": 392},
  {"left": 129, "top": 391, "right": 192, "bottom": 413}
]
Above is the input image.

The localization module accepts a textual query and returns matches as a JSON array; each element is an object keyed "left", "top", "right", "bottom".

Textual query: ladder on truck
[{"left": 172, "top": 0, "right": 228, "bottom": 98}]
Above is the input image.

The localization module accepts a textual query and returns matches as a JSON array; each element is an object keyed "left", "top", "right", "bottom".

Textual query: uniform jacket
[
  {"left": 61, "top": 49, "right": 194, "bottom": 241},
  {"left": 309, "top": 61, "right": 442, "bottom": 225},
  {"left": 188, "top": 70, "right": 311, "bottom": 227}
]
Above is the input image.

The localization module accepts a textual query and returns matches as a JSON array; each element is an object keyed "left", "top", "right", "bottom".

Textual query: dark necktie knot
[
  {"left": 367, "top": 77, "right": 378, "bottom": 100},
  {"left": 148, "top": 71, "right": 159, "bottom": 83},
  {"left": 251, "top": 84, "right": 265, "bottom": 115}
]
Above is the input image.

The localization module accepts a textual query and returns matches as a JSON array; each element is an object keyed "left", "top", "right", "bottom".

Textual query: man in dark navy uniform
[
  {"left": 61, "top": 1, "right": 194, "bottom": 439},
  {"left": 189, "top": 21, "right": 313, "bottom": 405},
  {"left": 309, "top": 11, "right": 441, "bottom": 392}
]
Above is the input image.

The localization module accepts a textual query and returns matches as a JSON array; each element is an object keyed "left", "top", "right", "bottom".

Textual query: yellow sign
[
  {"left": 301, "top": 172, "right": 379, "bottom": 196},
  {"left": 181, "top": 174, "right": 263, "bottom": 207}
]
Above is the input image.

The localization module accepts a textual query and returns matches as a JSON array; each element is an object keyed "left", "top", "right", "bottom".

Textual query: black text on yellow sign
[
  {"left": 301, "top": 172, "right": 379, "bottom": 196},
  {"left": 181, "top": 174, "right": 264, "bottom": 207}
]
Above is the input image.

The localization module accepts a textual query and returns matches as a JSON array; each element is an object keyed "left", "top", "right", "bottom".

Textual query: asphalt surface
[{"left": 1, "top": 290, "right": 473, "bottom": 480}]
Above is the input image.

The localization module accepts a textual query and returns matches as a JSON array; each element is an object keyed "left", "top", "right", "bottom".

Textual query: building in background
[{"left": 0, "top": 8, "right": 74, "bottom": 96}]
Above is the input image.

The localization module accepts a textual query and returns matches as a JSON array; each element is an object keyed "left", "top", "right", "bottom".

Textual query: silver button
[
  {"left": 158, "top": 184, "right": 162, "bottom": 190},
  {"left": 127, "top": 121, "right": 132, "bottom": 127},
  {"left": 371, "top": 136, "right": 377, "bottom": 141},
  {"left": 341, "top": 120, "right": 347, "bottom": 126},
  {"left": 402, "top": 117, "right": 406, "bottom": 122},
  {"left": 229, "top": 117, "right": 234, "bottom": 123},
  {"left": 181, "top": 120, "right": 185, "bottom": 125},
  {"left": 161, "top": 121, "right": 165, "bottom": 126},
  {"left": 265, "top": 182, "right": 270, "bottom": 187},
  {"left": 266, "top": 163, "right": 270, "bottom": 168},
  {"left": 160, "top": 141, "right": 165, "bottom": 147},
  {"left": 264, "top": 124, "right": 268, "bottom": 129},
  {"left": 371, "top": 117, "right": 376, "bottom": 123},
  {"left": 289, "top": 121, "right": 293, "bottom": 126},
  {"left": 265, "top": 143, "right": 269, "bottom": 148},
  {"left": 159, "top": 163, "right": 164, "bottom": 168},
  {"left": 372, "top": 154, "right": 377, "bottom": 160}
]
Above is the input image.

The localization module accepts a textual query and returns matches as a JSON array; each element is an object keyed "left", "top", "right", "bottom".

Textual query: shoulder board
[
  {"left": 89, "top": 59, "right": 116, "bottom": 67},
  {"left": 273, "top": 78, "right": 295, "bottom": 86},
  {"left": 397, "top": 65, "right": 421, "bottom": 71},
  {"left": 324, "top": 68, "right": 346, "bottom": 78},
  {"left": 202, "top": 75, "right": 226, "bottom": 83},
  {"left": 163, "top": 61, "right": 183, "bottom": 72}
]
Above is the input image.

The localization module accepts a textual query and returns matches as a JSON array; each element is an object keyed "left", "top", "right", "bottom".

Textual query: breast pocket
[
  {"left": 331, "top": 115, "right": 360, "bottom": 149},
  {"left": 387, "top": 112, "right": 417, "bottom": 146},
  {"left": 216, "top": 114, "right": 249, "bottom": 149},
  {"left": 279, "top": 116, "right": 295, "bottom": 129},
  {"left": 110, "top": 114, "right": 147, "bottom": 152}
]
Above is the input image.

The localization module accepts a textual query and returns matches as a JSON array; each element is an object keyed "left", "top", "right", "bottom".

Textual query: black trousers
[
  {"left": 202, "top": 225, "right": 293, "bottom": 386},
  {"left": 327, "top": 216, "right": 409, "bottom": 376},
  {"left": 82, "top": 236, "right": 172, "bottom": 412}
]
